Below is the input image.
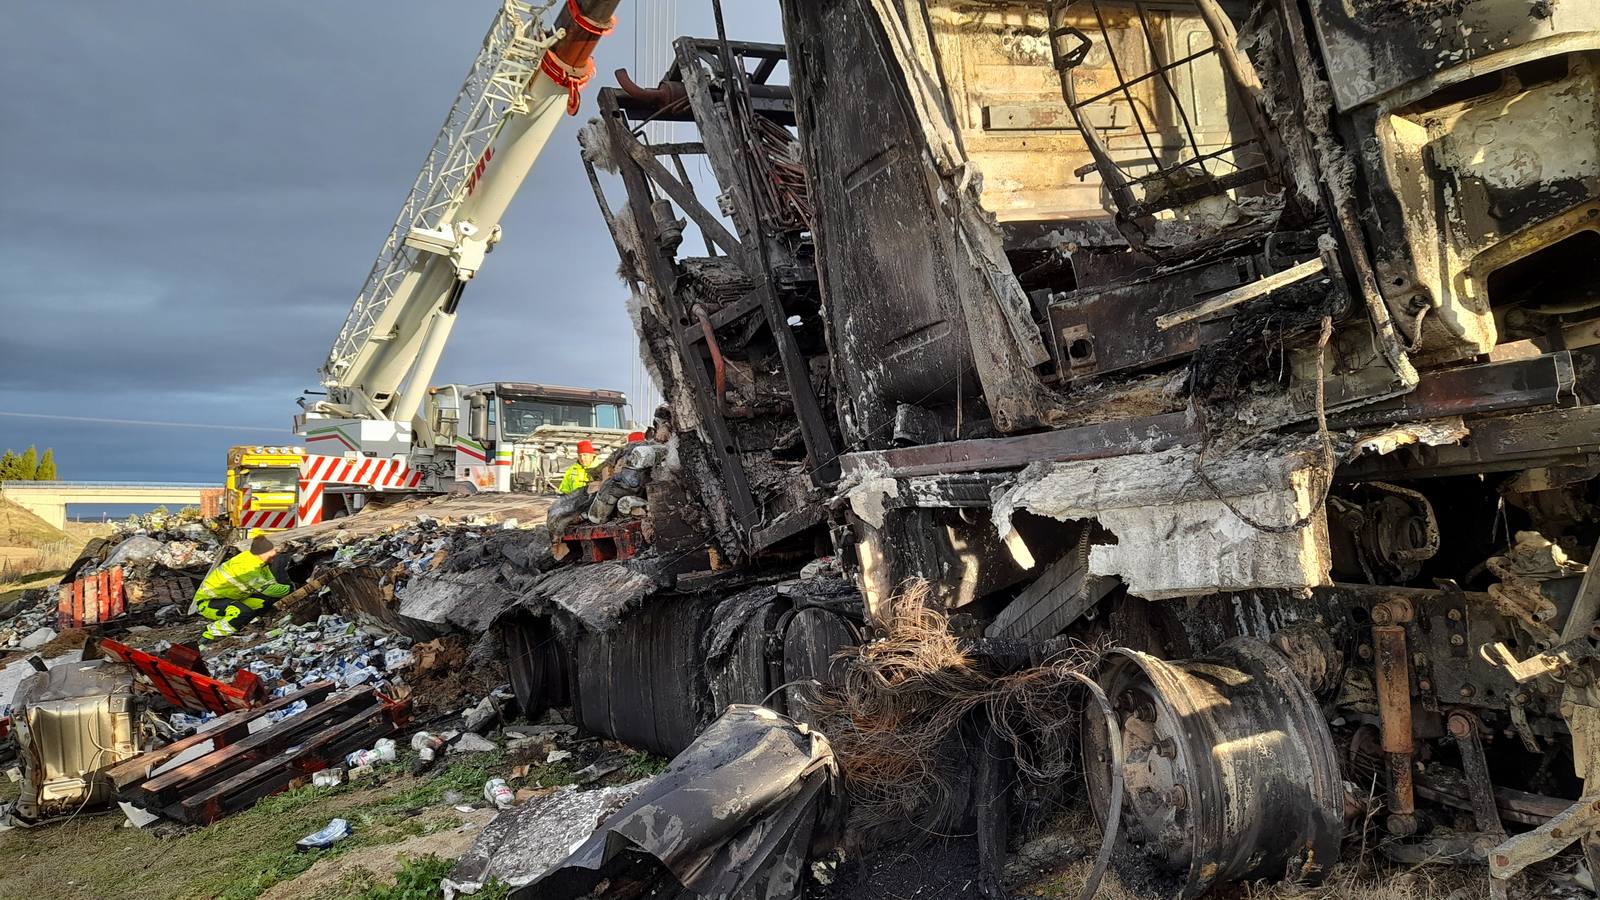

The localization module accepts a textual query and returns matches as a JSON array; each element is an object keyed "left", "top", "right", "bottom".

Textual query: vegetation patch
[{"left": 0, "top": 752, "right": 524, "bottom": 900}]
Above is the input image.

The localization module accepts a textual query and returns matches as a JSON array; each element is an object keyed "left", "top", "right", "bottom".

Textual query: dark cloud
[{"left": 0, "top": 1, "right": 780, "bottom": 483}]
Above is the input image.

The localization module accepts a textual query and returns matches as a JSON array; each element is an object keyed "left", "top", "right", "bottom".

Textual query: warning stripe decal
[
  {"left": 297, "top": 454, "right": 426, "bottom": 497},
  {"left": 239, "top": 509, "right": 294, "bottom": 530}
]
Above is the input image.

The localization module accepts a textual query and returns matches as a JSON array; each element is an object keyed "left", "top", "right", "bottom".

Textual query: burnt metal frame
[
  {"left": 1049, "top": 0, "right": 1274, "bottom": 219},
  {"left": 839, "top": 348, "right": 1582, "bottom": 481},
  {"left": 592, "top": 87, "right": 757, "bottom": 529},
  {"left": 689, "top": 34, "right": 840, "bottom": 486},
  {"left": 585, "top": 38, "right": 839, "bottom": 551}
]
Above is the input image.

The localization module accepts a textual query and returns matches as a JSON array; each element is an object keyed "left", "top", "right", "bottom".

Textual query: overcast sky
[{"left": 0, "top": 1, "right": 780, "bottom": 486}]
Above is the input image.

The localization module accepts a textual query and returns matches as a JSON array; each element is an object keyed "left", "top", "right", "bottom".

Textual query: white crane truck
[{"left": 276, "top": 0, "right": 630, "bottom": 526}]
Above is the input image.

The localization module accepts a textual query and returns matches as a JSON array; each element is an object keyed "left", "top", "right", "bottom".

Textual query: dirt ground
[{"left": 1002, "top": 822, "right": 1578, "bottom": 900}]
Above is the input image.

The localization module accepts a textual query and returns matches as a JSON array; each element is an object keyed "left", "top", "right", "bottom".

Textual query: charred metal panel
[
  {"left": 1047, "top": 254, "right": 1256, "bottom": 377},
  {"left": 1307, "top": 0, "right": 1600, "bottom": 112},
  {"left": 782, "top": 0, "right": 1058, "bottom": 439},
  {"left": 1359, "top": 52, "right": 1600, "bottom": 355},
  {"left": 781, "top": 0, "right": 978, "bottom": 442}
]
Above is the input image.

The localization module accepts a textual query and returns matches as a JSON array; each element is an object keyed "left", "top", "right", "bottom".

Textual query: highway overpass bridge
[{"left": 0, "top": 481, "right": 220, "bottom": 529}]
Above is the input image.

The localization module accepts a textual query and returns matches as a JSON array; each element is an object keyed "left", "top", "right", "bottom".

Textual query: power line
[{"left": 0, "top": 411, "right": 287, "bottom": 434}]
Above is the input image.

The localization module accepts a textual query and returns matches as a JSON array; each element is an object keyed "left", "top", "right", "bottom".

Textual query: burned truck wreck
[{"left": 557, "top": 0, "right": 1600, "bottom": 896}]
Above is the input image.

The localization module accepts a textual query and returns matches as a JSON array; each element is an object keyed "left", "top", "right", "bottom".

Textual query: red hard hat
[
  {"left": 627, "top": 431, "right": 646, "bottom": 442},
  {"left": 576, "top": 440, "right": 597, "bottom": 454}
]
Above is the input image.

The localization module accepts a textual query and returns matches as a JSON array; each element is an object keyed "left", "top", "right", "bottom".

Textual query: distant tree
[
  {"left": 34, "top": 449, "right": 56, "bottom": 481},
  {"left": 19, "top": 446, "right": 37, "bottom": 481},
  {"left": 0, "top": 450, "right": 23, "bottom": 482}
]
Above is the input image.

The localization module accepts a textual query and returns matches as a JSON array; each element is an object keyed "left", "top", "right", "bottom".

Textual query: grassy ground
[
  {"left": 0, "top": 749, "right": 581, "bottom": 900},
  {"left": 0, "top": 509, "right": 114, "bottom": 601},
  {"left": 0, "top": 497, "right": 68, "bottom": 549}
]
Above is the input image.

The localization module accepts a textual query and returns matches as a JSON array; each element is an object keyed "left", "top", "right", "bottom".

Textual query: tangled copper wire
[{"left": 807, "top": 580, "right": 1107, "bottom": 839}]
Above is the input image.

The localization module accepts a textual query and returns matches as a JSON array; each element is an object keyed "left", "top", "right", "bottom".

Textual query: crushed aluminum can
[
  {"left": 344, "top": 737, "right": 396, "bottom": 769},
  {"left": 483, "top": 777, "right": 515, "bottom": 810},
  {"left": 312, "top": 768, "right": 345, "bottom": 788}
]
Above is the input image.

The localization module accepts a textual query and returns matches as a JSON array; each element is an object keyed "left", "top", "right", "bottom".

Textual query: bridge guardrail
[{"left": 0, "top": 481, "right": 219, "bottom": 490}]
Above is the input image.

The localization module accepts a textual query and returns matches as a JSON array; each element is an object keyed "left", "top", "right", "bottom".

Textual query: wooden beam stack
[{"left": 107, "top": 682, "right": 407, "bottom": 825}]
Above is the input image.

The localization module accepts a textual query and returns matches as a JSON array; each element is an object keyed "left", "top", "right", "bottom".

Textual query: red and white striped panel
[
  {"left": 238, "top": 508, "right": 297, "bottom": 531},
  {"left": 298, "top": 455, "right": 426, "bottom": 524}
]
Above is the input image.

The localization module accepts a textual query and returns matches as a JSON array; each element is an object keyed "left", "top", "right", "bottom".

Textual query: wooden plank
[
  {"left": 1156, "top": 257, "right": 1327, "bottom": 330},
  {"left": 989, "top": 549, "right": 1083, "bottom": 639},
  {"left": 272, "top": 572, "right": 332, "bottom": 615},
  {"left": 136, "top": 689, "right": 375, "bottom": 802},
  {"left": 178, "top": 702, "right": 390, "bottom": 823},
  {"left": 1028, "top": 574, "right": 1118, "bottom": 642},
  {"left": 108, "top": 682, "right": 335, "bottom": 790}
]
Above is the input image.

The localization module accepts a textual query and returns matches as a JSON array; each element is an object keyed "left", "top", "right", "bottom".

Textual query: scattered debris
[
  {"left": 344, "top": 736, "right": 396, "bottom": 770},
  {"left": 411, "top": 730, "right": 447, "bottom": 771},
  {"left": 0, "top": 590, "right": 65, "bottom": 652},
  {"left": 296, "top": 817, "right": 352, "bottom": 852},
  {"left": 111, "top": 683, "right": 406, "bottom": 825},
  {"left": 9, "top": 657, "right": 144, "bottom": 822},
  {"left": 482, "top": 777, "right": 514, "bottom": 810},
  {"left": 450, "top": 733, "right": 498, "bottom": 755}
]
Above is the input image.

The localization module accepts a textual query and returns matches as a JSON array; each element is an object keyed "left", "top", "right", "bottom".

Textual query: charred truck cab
[{"left": 581, "top": 1, "right": 1600, "bottom": 895}]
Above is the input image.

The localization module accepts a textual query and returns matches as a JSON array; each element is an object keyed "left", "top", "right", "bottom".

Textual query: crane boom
[{"left": 313, "top": 0, "right": 620, "bottom": 428}]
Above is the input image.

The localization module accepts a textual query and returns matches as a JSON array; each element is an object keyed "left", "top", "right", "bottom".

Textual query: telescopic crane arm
[{"left": 311, "top": 0, "right": 621, "bottom": 434}]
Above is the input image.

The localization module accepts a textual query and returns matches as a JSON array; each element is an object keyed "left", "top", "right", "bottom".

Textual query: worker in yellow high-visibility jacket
[
  {"left": 557, "top": 440, "right": 599, "bottom": 494},
  {"left": 196, "top": 536, "right": 293, "bottom": 641}
]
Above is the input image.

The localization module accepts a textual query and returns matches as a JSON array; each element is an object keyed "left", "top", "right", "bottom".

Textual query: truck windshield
[
  {"left": 243, "top": 468, "right": 298, "bottom": 493},
  {"left": 500, "top": 398, "right": 602, "bottom": 439}
]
